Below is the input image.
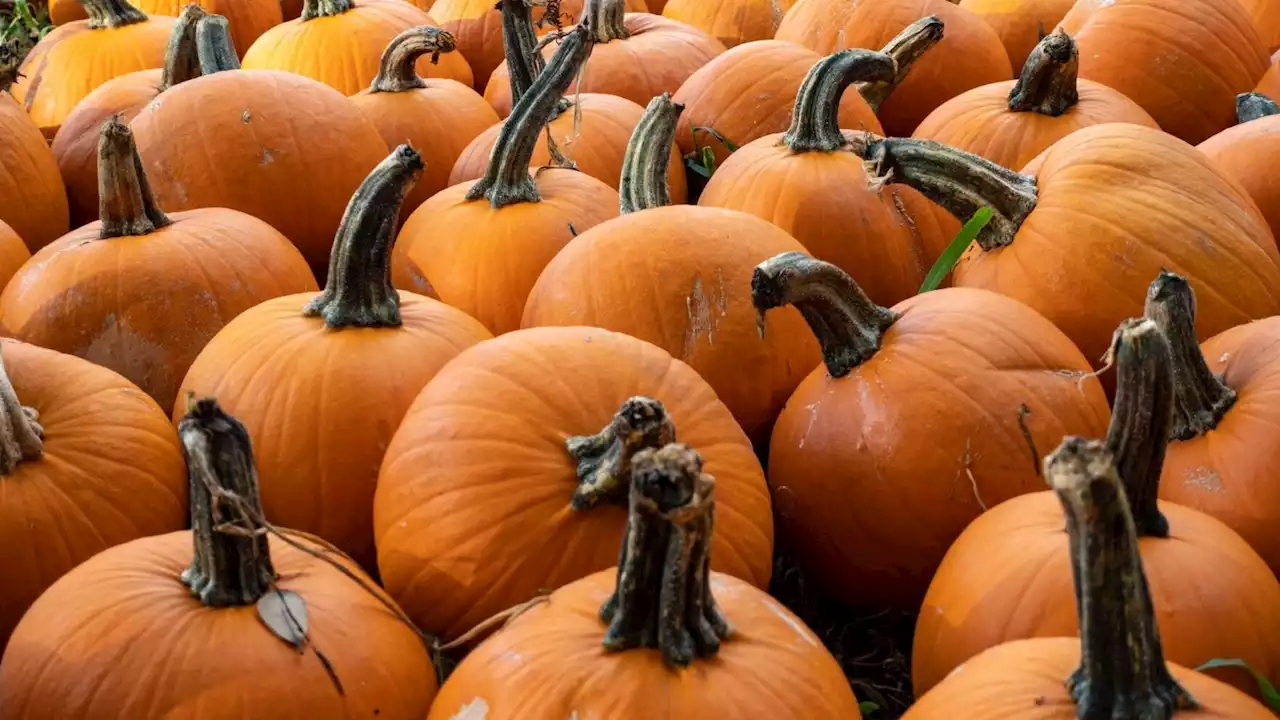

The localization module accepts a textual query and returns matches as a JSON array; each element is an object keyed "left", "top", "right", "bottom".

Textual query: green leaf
[
  {"left": 690, "top": 125, "right": 738, "bottom": 152},
  {"left": 918, "top": 207, "right": 993, "bottom": 294},
  {"left": 1196, "top": 658, "right": 1280, "bottom": 709},
  {"left": 684, "top": 155, "right": 712, "bottom": 178},
  {"left": 858, "top": 700, "right": 881, "bottom": 716}
]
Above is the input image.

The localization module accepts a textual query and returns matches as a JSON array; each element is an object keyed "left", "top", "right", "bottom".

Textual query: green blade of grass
[
  {"left": 918, "top": 207, "right": 993, "bottom": 294},
  {"left": 1196, "top": 658, "right": 1280, "bottom": 709}
]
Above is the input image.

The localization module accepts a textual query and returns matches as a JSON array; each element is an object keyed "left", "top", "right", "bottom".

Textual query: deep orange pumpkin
[
  {"left": 1197, "top": 92, "right": 1280, "bottom": 242},
  {"left": 1239, "top": 0, "right": 1280, "bottom": 56},
  {"left": 958, "top": 0, "right": 1075, "bottom": 70},
  {"left": 661, "top": 0, "right": 795, "bottom": 48},
  {"left": 0, "top": 223, "right": 28, "bottom": 294},
  {"left": 0, "top": 92, "right": 67, "bottom": 252},
  {"left": 46, "top": 0, "right": 282, "bottom": 56},
  {"left": 1259, "top": 58, "right": 1280, "bottom": 98}
]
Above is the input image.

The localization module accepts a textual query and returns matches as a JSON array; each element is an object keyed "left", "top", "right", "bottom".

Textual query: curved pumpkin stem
[
  {"left": 1143, "top": 271, "right": 1236, "bottom": 440},
  {"left": 856, "top": 15, "right": 944, "bottom": 114},
  {"left": 369, "top": 26, "right": 457, "bottom": 93},
  {"left": 566, "top": 396, "right": 676, "bottom": 510},
  {"left": 1046, "top": 437, "right": 1198, "bottom": 719},
  {"left": 467, "top": 25, "right": 594, "bottom": 208},
  {"left": 782, "top": 49, "right": 897, "bottom": 153},
  {"left": 619, "top": 94, "right": 682, "bottom": 214},
  {"left": 81, "top": 0, "right": 148, "bottom": 29},
  {"left": 97, "top": 117, "right": 171, "bottom": 239},
  {"left": 0, "top": 347, "right": 44, "bottom": 475},
  {"left": 580, "top": 0, "right": 630, "bottom": 43},
  {"left": 1007, "top": 29, "right": 1079, "bottom": 117},
  {"left": 179, "top": 399, "right": 276, "bottom": 607},
  {"left": 196, "top": 15, "right": 241, "bottom": 73},
  {"left": 158, "top": 4, "right": 208, "bottom": 91},
  {"left": 499, "top": 0, "right": 547, "bottom": 105},
  {"left": 1237, "top": 91, "right": 1280, "bottom": 124},
  {"left": 599, "top": 443, "right": 732, "bottom": 668},
  {"left": 752, "top": 252, "right": 898, "bottom": 378},
  {"left": 300, "top": 0, "right": 351, "bottom": 20},
  {"left": 304, "top": 145, "right": 424, "bottom": 328}
]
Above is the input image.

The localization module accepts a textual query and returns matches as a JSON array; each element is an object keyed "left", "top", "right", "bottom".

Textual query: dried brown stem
[
  {"left": 579, "top": 0, "right": 629, "bottom": 42},
  {"left": 567, "top": 396, "right": 676, "bottom": 510},
  {"left": 783, "top": 49, "right": 897, "bottom": 153},
  {"left": 196, "top": 15, "right": 241, "bottom": 73},
  {"left": 369, "top": 26, "right": 457, "bottom": 93},
  {"left": 619, "top": 93, "right": 682, "bottom": 214},
  {"left": 97, "top": 117, "right": 171, "bottom": 239},
  {"left": 80, "top": 0, "right": 147, "bottom": 29},
  {"left": 856, "top": 16, "right": 944, "bottom": 113},
  {"left": 0, "top": 346, "right": 43, "bottom": 475},
  {"left": 1237, "top": 91, "right": 1280, "bottom": 124},
  {"left": 301, "top": 0, "right": 351, "bottom": 20},
  {"left": 1007, "top": 29, "right": 1079, "bottom": 116},
  {"left": 158, "top": 5, "right": 207, "bottom": 91},
  {"left": 497, "top": 0, "right": 546, "bottom": 105}
]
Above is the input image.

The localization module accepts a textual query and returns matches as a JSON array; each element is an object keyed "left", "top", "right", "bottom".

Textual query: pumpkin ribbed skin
[
  {"left": 958, "top": 0, "right": 1075, "bottom": 70},
  {"left": 1199, "top": 115, "right": 1280, "bottom": 242},
  {"left": 1239, "top": 0, "right": 1280, "bottom": 55},
  {"left": 0, "top": 223, "right": 28, "bottom": 294},
  {"left": 1260, "top": 60, "right": 1280, "bottom": 98},
  {"left": 47, "top": 0, "right": 282, "bottom": 55},
  {"left": 662, "top": 0, "right": 795, "bottom": 48},
  {"left": 0, "top": 95, "right": 68, "bottom": 252}
]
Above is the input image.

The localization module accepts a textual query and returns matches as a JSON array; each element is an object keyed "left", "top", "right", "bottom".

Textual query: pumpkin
[
  {"left": 374, "top": 326, "right": 773, "bottom": 641},
  {"left": 755, "top": 252, "right": 1110, "bottom": 609},
  {"left": 851, "top": 126, "right": 1280, "bottom": 381},
  {"left": 0, "top": 223, "right": 28, "bottom": 294},
  {"left": 484, "top": 0, "right": 725, "bottom": 117},
  {"left": 904, "top": 436, "right": 1270, "bottom": 719},
  {"left": 522, "top": 95, "right": 821, "bottom": 446},
  {"left": 1197, "top": 92, "right": 1280, "bottom": 242},
  {"left": 0, "top": 339, "right": 186, "bottom": 653},
  {"left": 392, "top": 26, "right": 620, "bottom": 333},
  {"left": 0, "top": 118, "right": 316, "bottom": 411},
  {"left": 0, "top": 400, "right": 436, "bottom": 718},
  {"left": 177, "top": 144, "right": 491, "bottom": 571},
  {"left": 242, "top": 0, "right": 473, "bottom": 93},
  {"left": 349, "top": 27, "right": 499, "bottom": 220},
  {"left": 775, "top": 0, "right": 1012, "bottom": 136},
  {"left": 11, "top": 0, "right": 178, "bottom": 131},
  {"left": 1259, "top": 58, "right": 1280, "bottom": 99},
  {"left": 46, "top": 0, "right": 281, "bottom": 56},
  {"left": 958, "top": 0, "right": 1075, "bottom": 70},
  {"left": 1239, "top": 0, "right": 1280, "bottom": 56},
  {"left": 699, "top": 40, "right": 960, "bottom": 307},
  {"left": 0, "top": 89, "right": 67, "bottom": 252},
  {"left": 129, "top": 25, "right": 391, "bottom": 278},
  {"left": 913, "top": 316, "right": 1280, "bottom": 699},
  {"left": 913, "top": 30, "right": 1159, "bottom": 171},
  {"left": 661, "top": 0, "right": 795, "bottom": 49},
  {"left": 427, "top": 443, "right": 853, "bottom": 719},
  {"left": 1058, "top": 0, "right": 1269, "bottom": 144}
]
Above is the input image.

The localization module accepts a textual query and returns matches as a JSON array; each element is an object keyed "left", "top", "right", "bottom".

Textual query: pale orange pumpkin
[
  {"left": 46, "top": 0, "right": 282, "bottom": 56},
  {"left": 958, "top": 0, "right": 1075, "bottom": 70},
  {"left": 662, "top": 0, "right": 795, "bottom": 48}
]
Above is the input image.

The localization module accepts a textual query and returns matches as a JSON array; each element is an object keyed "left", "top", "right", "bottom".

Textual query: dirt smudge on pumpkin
[
  {"left": 449, "top": 697, "right": 489, "bottom": 719},
  {"left": 681, "top": 269, "right": 728, "bottom": 359},
  {"left": 1182, "top": 466, "right": 1224, "bottom": 493}
]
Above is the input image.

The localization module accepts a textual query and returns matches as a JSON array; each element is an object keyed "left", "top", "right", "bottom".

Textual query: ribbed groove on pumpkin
[
  {"left": 0, "top": 347, "right": 44, "bottom": 474},
  {"left": 83, "top": 0, "right": 148, "bottom": 29},
  {"left": 158, "top": 4, "right": 209, "bottom": 91},
  {"left": 599, "top": 443, "right": 732, "bottom": 668},
  {"left": 304, "top": 145, "right": 424, "bottom": 328},
  {"left": 179, "top": 399, "right": 276, "bottom": 607},
  {"left": 1143, "top": 271, "right": 1237, "bottom": 441},
  {"left": 1007, "top": 29, "right": 1080, "bottom": 117},
  {"left": 498, "top": 0, "right": 547, "bottom": 105},
  {"left": 856, "top": 16, "right": 944, "bottom": 114},
  {"left": 566, "top": 396, "right": 676, "bottom": 510},
  {"left": 1045, "top": 437, "right": 1199, "bottom": 718},
  {"left": 466, "top": 25, "right": 594, "bottom": 208},
  {"left": 782, "top": 49, "right": 897, "bottom": 154},
  {"left": 751, "top": 252, "right": 898, "bottom": 378},
  {"left": 618, "top": 94, "right": 682, "bottom": 214},
  {"left": 1236, "top": 91, "right": 1280, "bottom": 124},
  {"left": 580, "top": 0, "right": 631, "bottom": 43},
  {"left": 301, "top": 0, "right": 352, "bottom": 21},
  {"left": 369, "top": 27, "right": 457, "bottom": 93},
  {"left": 852, "top": 136, "right": 1038, "bottom": 251},
  {"left": 196, "top": 15, "right": 242, "bottom": 73},
  {"left": 97, "top": 117, "right": 172, "bottom": 239}
]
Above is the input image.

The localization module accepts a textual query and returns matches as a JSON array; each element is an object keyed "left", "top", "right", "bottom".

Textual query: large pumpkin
[
  {"left": 775, "top": 0, "right": 1012, "bottom": 136},
  {"left": 46, "top": 0, "right": 281, "bottom": 56},
  {"left": 661, "top": 0, "right": 794, "bottom": 48},
  {"left": 428, "top": 444, "right": 853, "bottom": 719},
  {"left": 177, "top": 145, "right": 491, "bottom": 571},
  {"left": 1259, "top": 58, "right": 1280, "bottom": 98},
  {"left": 0, "top": 339, "right": 186, "bottom": 654},
  {"left": 912, "top": 316, "right": 1280, "bottom": 699},
  {"left": 0, "top": 400, "right": 436, "bottom": 718},
  {"left": 1197, "top": 92, "right": 1280, "bottom": 242},
  {"left": 958, "top": 0, "right": 1075, "bottom": 70},
  {"left": 0, "top": 91, "right": 67, "bottom": 252},
  {"left": 0, "top": 118, "right": 317, "bottom": 410},
  {"left": 0, "top": 223, "right": 28, "bottom": 294}
]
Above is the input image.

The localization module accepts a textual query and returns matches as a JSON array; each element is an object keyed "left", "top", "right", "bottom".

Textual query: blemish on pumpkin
[
  {"left": 762, "top": 597, "right": 818, "bottom": 648},
  {"left": 682, "top": 271, "right": 727, "bottom": 358},
  {"left": 798, "top": 400, "right": 822, "bottom": 448},
  {"left": 242, "top": 110, "right": 252, "bottom": 123},
  {"left": 450, "top": 697, "right": 489, "bottom": 719},
  {"left": 1219, "top": 352, "right": 1231, "bottom": 363},
  {"left": 260, "top": 147, "right": 275, "bottom": 165},
  {"left": 1182, "top": 467, "right": 1223, "bottom": 493}
]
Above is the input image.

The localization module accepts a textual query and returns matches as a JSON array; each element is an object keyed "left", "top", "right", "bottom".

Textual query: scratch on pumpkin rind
[{"left": 681, "top": 269, "right": 729, "bottom": 359}]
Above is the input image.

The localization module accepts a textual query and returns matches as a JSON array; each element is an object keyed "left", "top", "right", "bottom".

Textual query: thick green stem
[
  {"left": 856, "top": 16, "right": 944, "bottom": 113},
  {"left": 97, "top": 117, "right": 171, "bottom": 239},
  {"left": 466, "top": 25, "right": 593, "bottom": 208},
  {"left": 304, "top": 145, "right": 423, "bottom": 328},
  {"left": 566, "top": 396, "right": 676, "bottom": 510},
  {"left": 196, "top": 15, "right": 241, "bottom": 73},
  {"left": 580, "top": 0, "right": 630, "bottom": 42},
  {"left": 1237, "top": 91, "right": 1280, "bottom": 124},
  {"left": 158, "top": 5, "right": 207, "bottom": 91},
  {"left": 369, "top": 27, "right": 456, "bottom": 93},
  {"left": 178, "top": 399, "right": 276, "bottom": 607},
  {"left": 599, "top": 443, "right": 732, "bottom": 668},
  {"left": 301, "top": 0, "right": 351, "bottom": 20},
  {"left": 751, "top": 252, "right": 898, "bottom": 378},
  {"left": 79, "top": 0, "right": 147, "bottom": 29},
  {"left": 498, "top": 0, "right": 546, "bottom": 105},
  {"left": 619, "top": 94, "right": 682, "bottom": 214},
  {"left": 1046, "top": 437, "right": 1198, "bottom": 720},
  {"left": 1007, "top": 29, "right": 1079, "bottom": 116},
  {"left": 782, "top": 49, "right": 897, "bottom": 153},
  {"left": 0, "top": 346, "right": 44, "bottom": 475}
]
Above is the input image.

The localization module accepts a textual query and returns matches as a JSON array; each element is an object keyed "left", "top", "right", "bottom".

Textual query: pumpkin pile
[{"left": 4, "top": 0, "right": 1280, "bottom": 716}]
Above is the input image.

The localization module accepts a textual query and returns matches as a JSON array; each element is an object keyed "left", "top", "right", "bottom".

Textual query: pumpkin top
[
  {"left": 782, "top": 49, "right": 896, "bottom": 154},
  {"left": 96, "top": 117, "right": 172, "bottom": 239},
  {"left": 1237, "top": 91, "right": 1280, "bottom": 124},
  {"left": 195, "top": 13, "right": 242, "bottom": 73},
  {"left": 369, "top": 26, "right": 458, "bottom": 93},
  {"left": 304, "top": 145, "right": 424, "bottom": 329},
  {"left": 580, "top": 0, "right": 630, "bottom": 43},
  {"left": 566, "top": 396, "right": 676, "bottom": 510},
  {"left": 1007, "top": 29, "right": 1080, "bottom": 117},
  {"left": 0, "top": 347, "right": 44, "bottom": 475},
  {"left": 618, "top": 93, "right": 682, "bottom": 214},
  {"left": 81, "top": 0, "right": 148, "bottom": 29},
  {"left": 856, "top": 15, "right": 944, "bottom": 114},
  {"left": 497, "top": 0, "right": 548, "bottom": 107},
  {"left": 158, "top": 4, "right": 208, "bottom": 91},
  {"left": 301, "top": 0, "right": 354, "bottom": 21}
]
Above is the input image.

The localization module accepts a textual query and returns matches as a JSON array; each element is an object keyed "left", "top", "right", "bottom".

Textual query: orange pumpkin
[
  {"left": 427, "top": 444, "right": 853, "bottom": 719},
  {"left": 0, "top": 91, "right": 67, "bottom": 252},
  {"left": 0, "top": 400, "right": 436, "bottom": 718},
  {"left": 177, "top": 145, "right": 491, "bottom": 571},
  {"left": 11, "top": 0, "right": 178, "bottom": 131},
  {"left": 1058, "top": 0, "right": 1269, "bottom": 144},
  {"left": 661, "top": 0, "right": 795, "bottom": 48},
  {"left": 958, "top": 0, "right": 1075, "bottom": 70},
  {"left": 1239, "top": 0, "right": 1280, "bottom": 56},
  {"left": 905, "top": 437, "right": 1270, "bottom": 719},
  {"left": 776, "top": 0, "right": 1012, "bottom": 136},
  {"left": 756, "top": 253, "right": 1110, "bottom": 609},
  {"left": 374, "top": 326, "right": 773, "bottom": 641},
  {"left": 349, "top": 27, "right": 499, "bottom": 220},
  {"left": 913, "top": 30, "right": 1159, "bottom": 171},
  {"left": 393, "top": 26, "right": 620, "bottom": 333},
  {"left": 1197, "top": 92, "right": 1280, "bottom": 242},
  {"left": 0, "top": 339, "right": 186, "bottom": 653},
  {"left": 46, "top": 0, "right": 281, "bottom": 56},
  {"left": 1259, "top": 58, "right": 1280, "bottom": 98},
  {"left": 0, "top": 118, "right": 316, "bottom": 410},
  {"left": 0, "top": 223, "right": 29, "bottom": 294}
]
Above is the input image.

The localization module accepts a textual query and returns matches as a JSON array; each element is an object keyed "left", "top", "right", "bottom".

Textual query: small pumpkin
[
  {"left": 913, "top": 30, "right": 1159, "bottom": 171},
  {"left": 0, "top": 400, "right": 436, "bottom": 718},
  {"left": 0, "top": 223, "right": 28, "bottom": 294},
  {"left": 957, "top": 0, "right": 1075, "bottom": 70},
  {"left": 0, "top": 118, "right": 317, "bottom": 411},
  {"left": 0, "top": 86, "right": 68, "bottom": 252},
  {"left": 427, "top": 443, "right": 852, "bottom": 719},
  {"left": 661, "top": 0, "right": 795, "bottom": 48},
  {"left": 46, "top": 0, "right": 282, "bottom": 56},
  {"left": 1197, "top": 92, "right": 1280, "bottom": 242},
  {"left": 904, "top": 436, "right": 1271, "bottom": 719}
]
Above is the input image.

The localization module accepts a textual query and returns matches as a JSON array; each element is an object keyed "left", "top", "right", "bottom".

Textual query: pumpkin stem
[
  {"left": 466, "top": 25, "right": 594, "bottom": 208},
  {"left": 300, "top": 0, "right": 352, "bottom": 20},
  {"left": 619, "top": 94, "right": 682, "bottom": 214},
  {"left": 782, "top": 49, "right": 898, "bottom": 153},
  {"left": 1046, "top": 437, "right": 1198, "bottom": 719},
  {"left": 97, "top": 116, "right": 171, "bottom": 239},
  {"left": 179, "top": 399, "right": 276, "bottom": 607},
  {"left": 158, "top": 5, "right": 208, "bottom": 91},
  {"left": 499, "top": 0, "right": 548, "bottom": 106},
  {"left": 1007, "top": 29, "right": 1079, "bottom": 116},
  {"left": 0, "top": 347, "right": 44, "bottom": 475},
  {"left": 79, "top": 0, "right": 147, "bottom": 29},
  {"left": 1104, "top": 318, "right": 1175, "bottom": 538},
  {"left": 752, "top": 252, "right": 898, "bottom": 378},
  {"left": 599, "top": 443, "right": 732, "bottom": 668},
  {"left": 580, "top": 0, "right": 630, "bottom": 42},
  {"left": 566, "top": 396, "right": 676, "bottom": 510},
  {"left": 196, "top": 15, "right": 241, "bottom": 73},
  {"left": 852, "top": 136, "right": 1038, "bottom": 251},
  {"left": 304, "top": 145, "right": 424, "bottom": 328},
  {"left": 1237, "top": 91, "right": 1280, "bottom": 124},
  {"left": 856, "top": 16, "right": 944, "bottom": 113},
  {"left": 369, "top": 26, "right": 457, "bottom": 93},
  {"left": 1143, "top": 271, "right": 1236, "bottom": 441}
]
